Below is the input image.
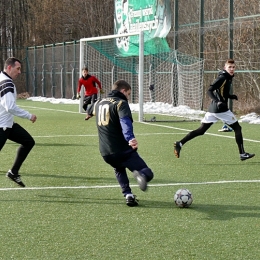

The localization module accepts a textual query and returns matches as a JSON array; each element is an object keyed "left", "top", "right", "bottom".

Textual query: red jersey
[{"left": 77, "top": 74, "right": 102, "bottom": 96}]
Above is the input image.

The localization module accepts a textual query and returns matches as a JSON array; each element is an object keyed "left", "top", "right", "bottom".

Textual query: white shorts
[{"left": 201, "top": 110, "right": 237, "bottom": 125}]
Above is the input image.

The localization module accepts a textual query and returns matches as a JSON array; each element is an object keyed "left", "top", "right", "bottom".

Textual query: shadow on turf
[
  {"left": 6, "top": 142, "right": 90, "bottom": 147},
  {"left": 35, "top": 143, "right": 92, "bottom": 147},
  {"left": 10, "top": 195, "right": 125, "bottom": 206},
  {"left": 6, "top": 193, "right": 260, "bottom": 219},
  {"left": 1, "top": 170, "right": 115, "bottom": 183},
  {"left": 136, "top": 201, "right": 260, "bottom": 220},
  {"left": 188, "top": 204, "right": 260, "bottom": 220}
]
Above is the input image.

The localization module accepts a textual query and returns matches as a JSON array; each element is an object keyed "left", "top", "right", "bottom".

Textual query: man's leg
[
  {"left": 0, "top": 128, "right": 8, "bottom": 151},
  {"left": 103, "top": 154, "right": 133, "bottom": 196},
  {"left": 123, "top": 151, "right": 154, "bottom": 191},
  {"left": 114, "top": 168, "right": 132, "bottom": 195},
  {"left": 84, "top": 95, "right": 98, "bottom": 120},
  {"left": 103, "top": 150, "right": 154, "bottom": 192},
  {"left": 8, "top": 123, "right": 35, "bottom": 175},
  {"left": 83, "top": 96, "right": 93, "bottom": 119},
  {"left": 229, "top": 121, "right": 255, "bottom": 160},
  {"left": 174, "top": 123, "right": 213, "bottom": 158},
  {"left": 180, "top": 123, "right": 213, "bottom": 145},
  {"left": 91, "top": 93, "right": 97, "bottom": 104},
  {"left": 113, "top": 167, "right": 140, "bottom": 207},
  {"left": 108, "top": 154, "right": 150, "bottom": 195},
  {"left": 83, "top": 96, "right": 92, "bottom": 111}
]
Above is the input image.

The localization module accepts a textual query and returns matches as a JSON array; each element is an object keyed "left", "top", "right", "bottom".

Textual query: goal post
[
  {"left": 79, "top": 31, "right": 145, "bottom": 122},
  {"left": 79, "top": 32, "right": 204, "bottom": 122},
  {"left": 138, "top": 31, "right": 144, "bottom": 123}
]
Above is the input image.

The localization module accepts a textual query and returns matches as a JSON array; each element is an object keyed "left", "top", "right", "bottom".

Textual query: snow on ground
[{"left": 26, "top": 97, "right": 260, "bottom": 124}]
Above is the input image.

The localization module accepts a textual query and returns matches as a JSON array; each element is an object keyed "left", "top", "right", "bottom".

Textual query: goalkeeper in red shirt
[{"left": 77, "top": 67, "right": 103, "bottom": 120}]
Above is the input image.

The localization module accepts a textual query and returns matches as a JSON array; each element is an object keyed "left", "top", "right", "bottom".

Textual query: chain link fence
[{"left": 25, "top": 41, "right": 80, "bottom": 99}]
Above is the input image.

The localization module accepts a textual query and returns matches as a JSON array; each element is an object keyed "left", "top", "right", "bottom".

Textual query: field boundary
[{"left": 1, "top": 179, "right": 260, "bottom": 191}]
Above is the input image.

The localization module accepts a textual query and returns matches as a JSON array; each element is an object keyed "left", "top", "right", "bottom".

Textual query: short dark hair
[
  {"left": 4, "top": 57, "right": 21, "bottom": 69},
  {"left": 112, "top": 80, "right": 131, "bottom": 91},
  {"left": 225, "top": 58, "right": 235, "bottom": 64},
  {"left": 82, "top": 67, "right": 88, "bottom": 71}
]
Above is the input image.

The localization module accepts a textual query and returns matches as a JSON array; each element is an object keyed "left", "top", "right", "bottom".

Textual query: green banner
[{"left": 114, "top": 0, "right": 171, "bottom": 56}]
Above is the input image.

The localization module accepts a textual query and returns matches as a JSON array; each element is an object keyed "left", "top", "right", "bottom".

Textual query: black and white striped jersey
[{"left": 0, "top": 71, "right": 31, "bottom": 128}]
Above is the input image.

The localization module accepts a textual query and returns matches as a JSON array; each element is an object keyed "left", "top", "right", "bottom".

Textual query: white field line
[
  {"left": 21, "top": 104, "right": 260, "bottom": 142},
  {"left": 33, "top": 125, "right": 260, "bottom": 143},
  {"left": 140, "top": 121, "right": 260, "bottom": 143},
  {"left": 21, "top": 105, "right": 81, "bottom": 114},
  {"left": 1, "top": 179, "right": 260, "bottom": 191}
]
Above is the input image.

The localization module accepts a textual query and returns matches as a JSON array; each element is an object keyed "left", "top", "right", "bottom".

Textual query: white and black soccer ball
[{"left": 174, "top": 188, "right": 193, "bottom": 208}]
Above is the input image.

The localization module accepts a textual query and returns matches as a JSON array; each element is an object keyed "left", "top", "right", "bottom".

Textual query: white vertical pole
[
  {"left": 60, "top": 65, "right": 63, "bottom": 98},
  {"left": 138, "top": 31, "right": 144, "bottom": 122},
  {"left": 148, "top": 64, "right": 152, "bottom": 102},
  {"left": 71, "top": 64, "right": 75, "bottom": 99},
  {"left": 79, "top": 40, "right": 85, "bottom": 113},
  {"left": 112, "top": 66, "right": 114, "bottom": 87},
  {"left": 170, "top": 63, "right": 175, "bottom": 105}
]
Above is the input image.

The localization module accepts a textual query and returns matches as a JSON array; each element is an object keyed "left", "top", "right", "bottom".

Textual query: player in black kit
[
  {"left": 174, "top": 59, "right": 254, "bottom": 161},
  {"left": 87, "top": 79, "right": 154, "bottom": 206}
]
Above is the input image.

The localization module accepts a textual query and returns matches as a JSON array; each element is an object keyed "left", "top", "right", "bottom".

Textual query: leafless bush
[{"left": 17, "top": 92, "right": 30, "bottom": 99}]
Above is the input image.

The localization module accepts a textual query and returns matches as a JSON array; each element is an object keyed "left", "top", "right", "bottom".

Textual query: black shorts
[
  {"left": 103, "top": 149, "right": 148, "bottom": 172},
  {"left": 83, "top": 94, "right": 97, "bottom": 110}
]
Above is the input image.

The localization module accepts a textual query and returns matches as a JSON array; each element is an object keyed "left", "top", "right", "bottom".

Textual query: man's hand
[
  {"left": 100, "top": 89, "right": 105, "bottom": 94},
  {"left": 217, "top": 102, "right": 228, "bottom": 110},
  {"left": 229, "top": 94, "right": 238, "bottom": 100},
  {"left": 76, "top": 93, "right": 81, "bottom": 99},
  {"left": 30, "top": 114, "right": 37, "bottom": 123},
  {"left": 129, "top": 138, "right": 138, "bottom": 149}
]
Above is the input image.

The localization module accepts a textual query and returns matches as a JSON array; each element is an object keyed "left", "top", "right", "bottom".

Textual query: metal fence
[{"left": 26, "top": 41, "right": 80, "bottom": 99}]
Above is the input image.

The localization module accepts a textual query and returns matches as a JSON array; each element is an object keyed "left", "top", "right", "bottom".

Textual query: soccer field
[{"left": 1, "top": 100, "right": 260, "bottom": 260}]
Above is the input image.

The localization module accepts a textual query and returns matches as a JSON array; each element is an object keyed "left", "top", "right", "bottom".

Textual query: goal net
[{"left": 79, "top": 32, "right": 204, "bottom": 122}]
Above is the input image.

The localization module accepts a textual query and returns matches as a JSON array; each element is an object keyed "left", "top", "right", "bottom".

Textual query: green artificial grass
[{"left": 0, "top": 99, "right": 259, "bottom": 260}]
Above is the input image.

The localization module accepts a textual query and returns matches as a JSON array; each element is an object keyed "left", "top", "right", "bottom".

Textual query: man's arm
[
  {"left": 93, "top": 76, "right": 102, "bottom": 90},
  {"left": 2, "top": 91, "right": 32, "bottom": 120},
  {"left": 77, "top": 79, "right": 82, "bottom": 97},
  {"left": 207, "top": 77, "right": 225, "bottom": 102},
  {"left": 120, "top": 116, "right": 137, "bottom": 149}
]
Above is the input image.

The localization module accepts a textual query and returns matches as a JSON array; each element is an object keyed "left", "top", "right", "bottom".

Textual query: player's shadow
[
  {"left": 183, "top": 204, "right": 260, "bottom": 220},
  {"left": 35, "top": 143, "right": 90, "bottom": 147},
  {"left": 0, "top": 170, "right": 115, "bottom": 183},
  {"left": 2, "top": 194, "right": 260, "bottom": 221},
  {"left": 8, "top": 142, "right": 86, "bottom": 147},
  {"left": 0, "top": 195, "right": 123, "bottom": 206},
  {"left": 132, "top": 200, "right": 260, "bottom": 220}
]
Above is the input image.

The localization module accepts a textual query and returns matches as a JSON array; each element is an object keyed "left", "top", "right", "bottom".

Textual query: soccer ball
[{"left": 174, "top": 188, "right": 193, "bottom": 208}]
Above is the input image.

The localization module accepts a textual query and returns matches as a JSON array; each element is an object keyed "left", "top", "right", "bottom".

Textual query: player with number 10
[{"left": 87, "top": 79, "right": 154, "bottom": 207}]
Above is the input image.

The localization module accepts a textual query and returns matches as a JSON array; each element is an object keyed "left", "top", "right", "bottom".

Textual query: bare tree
[{"left": 27, "top": 0, "right": 114, "bottom": 45}]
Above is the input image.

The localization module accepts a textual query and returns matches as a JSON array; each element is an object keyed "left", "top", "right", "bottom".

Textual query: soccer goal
[{"left": 79, "top": 32, "right": 204, "bottom": 122}]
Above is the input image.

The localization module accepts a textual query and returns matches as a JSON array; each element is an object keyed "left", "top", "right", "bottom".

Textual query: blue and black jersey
[{"left": 90, "top": 90, "right": 134, "bottom": 157}]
